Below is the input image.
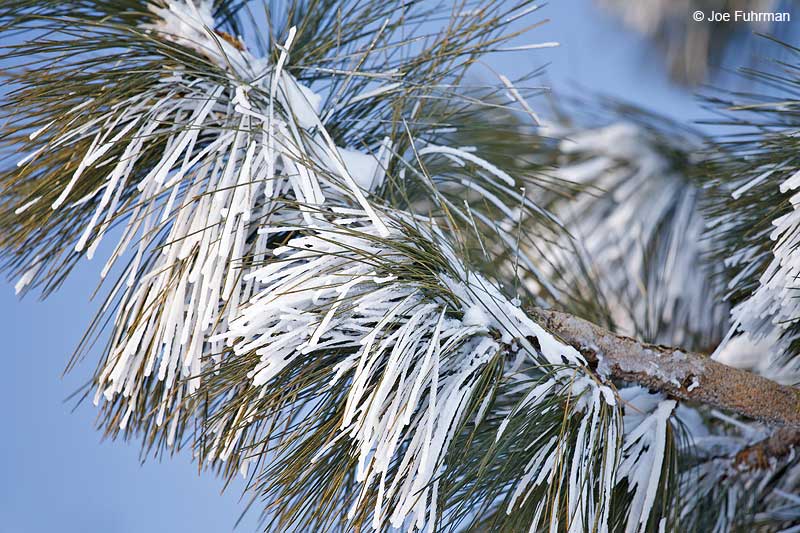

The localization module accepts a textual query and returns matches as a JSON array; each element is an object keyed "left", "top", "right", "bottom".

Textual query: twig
[
  {"left": 734, "top": 427, "right": 800, "bottom": 469},
  {"left": 529, "top": 307, "right": 800, "bottom": 428}
]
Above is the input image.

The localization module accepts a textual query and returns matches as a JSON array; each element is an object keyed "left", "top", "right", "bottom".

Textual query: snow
[
  {"left": 499, "top": 74, "right": 541, "bottom": 124},
  {"left": 279, "top": 71, "right": 322, "bottom": 129},
  {"left": 418, "top": 144, "right": 516, "bottom": 185},
  {"left": 617, "top": 389, "right": 676, "bottom": 533},
  {"left": 13, "top": 197, "right": 40, "bottom": 215},
  {"left": 145, "top": 0, "right": 252, "bottom": 77},
  {"left": 528, "top": 121, "right": 727, "bottom": 350},
  {"left": 51, "top": 5, "right": 621, "bottom": 522},
  {"left": 334, "top": 146, "right": 383, "bottom": 191},
  {"left": 499, "top": 42, "right": 560, "bottom": 51},
  {"left": 8, "top": 3, "right": 736, "bottom": 531},
  {"left": 15, "top": 0, "right": 406, "bottom": 439},
  {"left": 208, "top": 205, "right": 625, "bottom": 530},
  {"left": 13, "top": 258, "right": 41, "bottom": 295},
  {"left": 462, "top": 303, "right": 491, "bottom": 327},
  {"left": 722, "top": 159, "right": 800, "bottom": 383}
]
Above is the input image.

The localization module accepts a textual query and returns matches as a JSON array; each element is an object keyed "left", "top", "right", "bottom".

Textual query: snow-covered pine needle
[
  {"left": 705, "top": 43, "right": 800, "bottom": 386},
  {"left": 5, "top": 1, "right": 790, "bottom": 532},
  {"left": 0, "top": 1, "right": 647, "bottom": 531},
  {"left": 527, "top": 118, "right": 728, "bottom": 351}
]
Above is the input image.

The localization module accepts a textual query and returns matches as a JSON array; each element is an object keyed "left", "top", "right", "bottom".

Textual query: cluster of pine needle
[{"left": 1, "top": 1, "right": 800, "bottom": 532}]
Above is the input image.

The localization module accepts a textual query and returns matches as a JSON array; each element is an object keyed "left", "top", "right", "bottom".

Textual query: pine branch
[
  {"left": 529, "top": 307, "right": 800, "bottom": 428},
  {"left": 4, "top": 2, "right": 800, "bottom": 530},
  {"left": 522, "top": 114, "right": 727, "bottom": 351},
  {"left": 734, "top": 427, "right": 800, "bottom": 469}
]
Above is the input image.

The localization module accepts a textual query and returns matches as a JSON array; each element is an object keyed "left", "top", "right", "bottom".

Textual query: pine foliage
[
  {"left": 705, "top": 40, "right": 800, "bottom": 384},
  {"left": 1, "top": 2, "right": 800, "bottom": 532},
  {"left": 527, "top": 110, "right": 728, "bottom": 350}
]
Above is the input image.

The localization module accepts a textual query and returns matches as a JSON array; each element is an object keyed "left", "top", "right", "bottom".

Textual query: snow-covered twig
[{"left": 530, "top": 307, "right": 800, "bottom": 428}]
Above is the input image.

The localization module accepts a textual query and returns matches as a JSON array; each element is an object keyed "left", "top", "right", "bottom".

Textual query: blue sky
[{"left": 0, "top": 1, "right": 718, "bottom": 531}]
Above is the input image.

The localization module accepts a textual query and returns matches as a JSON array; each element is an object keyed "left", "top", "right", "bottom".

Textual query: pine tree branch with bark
[
  {"left": 530, "top": 307, "right": 800, "bottom": 429},
  {"left": 2, "top": 1, "right": 800, "bottom": 531}
]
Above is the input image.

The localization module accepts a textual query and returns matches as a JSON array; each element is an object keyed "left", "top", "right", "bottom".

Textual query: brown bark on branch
[
  {"left": 734, "top": 427, "right": 800, "bottom": 469},
  {"left": 529, "top": 307, "right": 800, "bottom": 428}
]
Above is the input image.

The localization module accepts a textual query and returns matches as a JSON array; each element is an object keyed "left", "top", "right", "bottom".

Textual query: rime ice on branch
[{"left": 2, "top": 1, "right": 800, "bottom": 532}]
